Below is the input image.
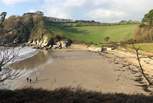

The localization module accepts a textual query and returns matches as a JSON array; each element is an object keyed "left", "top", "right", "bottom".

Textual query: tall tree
[{"left": 142, "top": 9, "right": 153, "bottom": 25}]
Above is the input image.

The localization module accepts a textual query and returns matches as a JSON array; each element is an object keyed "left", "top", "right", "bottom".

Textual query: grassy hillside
[
  {"left": 0, "top": 11, "right": 138, "bottom": 46},
  {"left": 47, "top": 22, "right": 138, "bottom": 45},
  {"left": 128, "top": 43, "right": 153, "bottom": 52}
]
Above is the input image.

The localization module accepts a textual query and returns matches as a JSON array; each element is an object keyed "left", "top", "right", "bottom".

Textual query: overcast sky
[{"left": 0, "top": 0, "right": 153, "bottom": 22}]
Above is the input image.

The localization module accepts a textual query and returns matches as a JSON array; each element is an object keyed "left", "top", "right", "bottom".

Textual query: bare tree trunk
[{"left": 134, "top": 47, "right": 152, "bottom": 86}]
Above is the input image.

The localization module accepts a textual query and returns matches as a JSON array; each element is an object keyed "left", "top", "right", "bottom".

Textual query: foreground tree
[
  {"left": 0, "top": 47, "right": 19, "bottom": 82},
  {"left": 132, "top": 44, "right": 152, "bottom": 86}
]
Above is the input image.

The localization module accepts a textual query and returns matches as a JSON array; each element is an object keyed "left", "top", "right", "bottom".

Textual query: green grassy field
[
  {"left": 128, "top": 43, "right": 153, "bottom": 52},
  {"left": 47, "top": 23, "right": 138, "bottom": 45}
]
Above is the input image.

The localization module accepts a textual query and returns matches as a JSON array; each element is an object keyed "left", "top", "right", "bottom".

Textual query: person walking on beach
[
  {"left": 26, "top": 77, "right": 29, "bottom": 83},
  {"left": 29, "top": 78, "right": 32, "bottom": 83}
]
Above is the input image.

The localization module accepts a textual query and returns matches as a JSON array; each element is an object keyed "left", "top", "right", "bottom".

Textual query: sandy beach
[
  {"left": 10, "top": 47, "right": 148, "bottom": 95},
  {"left": 3, "top": 45, "right": 153, "bottom": 95}
]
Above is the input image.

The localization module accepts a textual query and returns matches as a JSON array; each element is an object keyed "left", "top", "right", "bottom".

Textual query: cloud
[
  {"left": 44, "top": 7, "right": 71, "bottom": 19},
  {"left": 63, "top": 0, "right": 87, "bottom": 7},
  {"left": 88, "top": 9, "right": 126, "bottom": 19},
  {"left": 1, "top": 0, "right": 35, "bottom": 5},
  {"left": 3, "top": 0, "right": 153, "bottom": 22},
  {"left": 40, "top": 0, "right": 153, "bottom": 22},
  {"left": 42, "top": 0, "right": 87, "bottom": 19}
]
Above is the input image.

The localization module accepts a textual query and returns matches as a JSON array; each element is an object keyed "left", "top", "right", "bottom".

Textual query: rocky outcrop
[{"left": 0, "top": 12, "right": 54, "bottom": 47}]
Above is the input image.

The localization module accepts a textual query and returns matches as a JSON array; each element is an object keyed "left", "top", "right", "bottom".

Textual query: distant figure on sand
[
  {"left": 27, "top": 77, "right": 32, "bottom": 84},
  {"left": 26, "top": 77, "right": 29, "bottom": 83},
  {"left": 29, "top": 78, "right": 32, "bottom": 83}
]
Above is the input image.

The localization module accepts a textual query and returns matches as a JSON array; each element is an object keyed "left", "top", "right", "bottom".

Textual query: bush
[{"left": 0, "top": 88, "right": 153, "bottom": 103}]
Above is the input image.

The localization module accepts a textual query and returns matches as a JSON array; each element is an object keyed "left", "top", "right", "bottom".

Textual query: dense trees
[
  {"left": 0, "top": 11, "right": 54, "bottom": 45},
  {"left": 135, "top": 9, "right": 153, "bottom": 42},
  {"left": 142, "top": 9, "right": 153, "bottom": 25}
]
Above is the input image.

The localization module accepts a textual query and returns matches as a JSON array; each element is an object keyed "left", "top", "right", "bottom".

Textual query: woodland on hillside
[{"left": 135, "top": 9, "right": 153, "bottom": 42}]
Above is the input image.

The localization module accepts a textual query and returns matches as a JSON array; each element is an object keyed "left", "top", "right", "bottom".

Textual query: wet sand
[
  {"left": 17, "top": 49, "right": 148, "bottom": 95},
  {"left": 0, "top": 47, "right": 38, "bottom": 90}
]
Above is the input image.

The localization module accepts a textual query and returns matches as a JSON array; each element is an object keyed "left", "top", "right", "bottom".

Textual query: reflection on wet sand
[{"left": 10, "top": 50, "right": 53, "bottom": 70}]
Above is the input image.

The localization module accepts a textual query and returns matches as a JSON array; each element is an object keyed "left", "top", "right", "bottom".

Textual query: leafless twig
[
  {"left": 132, "top": 44, "right": 152, "bottom": 86},
  {"left": 0, "top": 47, "right": 19, "bottom": 83}
]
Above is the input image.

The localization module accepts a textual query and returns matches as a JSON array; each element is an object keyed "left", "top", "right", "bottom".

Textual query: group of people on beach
[
  {"left": 26, "top": 77, "right": 32, "bottom": 83},
  {"left": 26, "top": 71, "right": 38, "bottom": 84},
  {"left": 26, "top": 76, "right": 38, "bottom": 84}
]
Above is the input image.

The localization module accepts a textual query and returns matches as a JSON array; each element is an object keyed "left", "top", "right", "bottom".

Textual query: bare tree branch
[
  {"left": 132, "top": 44, "right": 152, "bottom": 86},
  {"left": 0, "top": 47, "right": 19, "bottom": 83}
]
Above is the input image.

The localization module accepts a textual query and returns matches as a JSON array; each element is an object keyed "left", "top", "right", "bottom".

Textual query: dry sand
[
  {"left": 19, "top": 49, "right": 147, "bottom": 95},
  {"left": 109, "top": 49, "right": 153, "bottom": 84}
]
